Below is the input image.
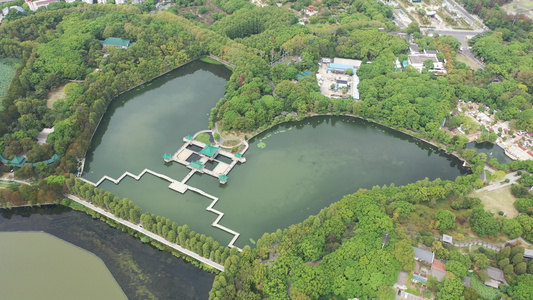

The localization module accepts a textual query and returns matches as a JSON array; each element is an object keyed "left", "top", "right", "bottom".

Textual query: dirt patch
[
  {"left": 470, "top": 185, "right": 519, "bottom": 218},
  {"left": 47, "top": 84, "right": 66, "bottom": 109}
]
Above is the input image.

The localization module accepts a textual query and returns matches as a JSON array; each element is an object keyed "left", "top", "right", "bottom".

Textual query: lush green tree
[
  {"left": 435, "top": 209, "right": 456, "bottom": 231},
  {"left": 471, "top": 209, "right": 500, "bottom": 237}
]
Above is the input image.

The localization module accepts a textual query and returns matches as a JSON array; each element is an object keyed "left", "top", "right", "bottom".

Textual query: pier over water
[{"left": 79, "top": 130, "right": 249, "bottom": 252}]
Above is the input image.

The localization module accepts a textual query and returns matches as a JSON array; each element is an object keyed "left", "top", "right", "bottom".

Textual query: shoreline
[{"left": 242, "top": 113, "right": 471, "bottom": 167}]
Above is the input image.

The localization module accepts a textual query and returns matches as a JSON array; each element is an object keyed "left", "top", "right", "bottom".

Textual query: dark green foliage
[{"left": 471, "top": 209, "right": 500, "bottom": 237}]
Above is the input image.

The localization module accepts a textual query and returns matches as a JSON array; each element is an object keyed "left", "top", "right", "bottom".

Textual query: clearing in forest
[
  {"left": 47, "top": 84, "right": 67, "bottom": 109},
  {"left": 470, "top": 185, "right": 519, "bottom": 218}
]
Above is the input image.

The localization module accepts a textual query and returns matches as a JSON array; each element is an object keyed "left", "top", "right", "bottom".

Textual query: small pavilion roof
[
  {"left": 186, "top": 135, "right": 193, "bottom": 140},
  {"left": 200, "top": 144, "right": 219, "bottom": 157},
  {"left": 163, "top": 153, "right": 172, "bottom": 160},
  {"left": 219, "top": 174, "right": 228, "bottom": 181},
  {"left": 190, "top": 160, "right": 204, "bottom": 170},
  {"left": 235, "top": 153, "right": 242, "bottom": 158}
]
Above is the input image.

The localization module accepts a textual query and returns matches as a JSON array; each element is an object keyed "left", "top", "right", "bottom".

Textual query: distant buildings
[
  {"left": 404, "top": 42, "right": 446, "bottom": 73},
  {"left": 26, "top": 0, "right": 60, "bottom": 11}
]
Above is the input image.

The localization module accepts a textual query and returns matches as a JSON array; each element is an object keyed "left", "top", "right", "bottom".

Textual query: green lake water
[
  {"left": 84, "top": 61, "right": 468, "bottom": 248},
  {"left": 0, "top": 206, "right": 214, "bottom": 300},
  {"left": 0, "top": 231, "right": 126, "bottom": 300},
  {"left": 466, "top": 141, "right": 511, "bottom": 164}
]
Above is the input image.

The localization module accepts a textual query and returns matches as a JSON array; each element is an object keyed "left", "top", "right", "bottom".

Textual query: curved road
[{"left": 66, "top": 194, "right": 225, "bottom": 272}]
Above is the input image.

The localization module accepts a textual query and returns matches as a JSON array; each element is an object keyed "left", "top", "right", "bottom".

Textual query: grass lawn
[
  {"left": 456, "top": 54, "right": 481, "bottom": 71},
  {"left": 195, "top": 132, "right": 214, "bottom": 145},
  {"left": 470, "top": 185, "right": 519, "bottom": 218},
  {"left": 470, "top": 276, "right": 502, "bottom": 300}
]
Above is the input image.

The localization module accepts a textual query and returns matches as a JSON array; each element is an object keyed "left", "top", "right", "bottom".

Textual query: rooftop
[
  {"left": 408, "top": 55, "right": 439, "bottom": 64},
  {"left": 442, "top": 234, "right": 453, "bottom": 244},
  {"left": 200, "top": 144, "right": 219, "bottom": 157},
  {"left": 328, "top": 63, "right": 354, "bottom": 71},
  {"left": 524, "top": 248, "right": 533, "bottom": 258},
  {"left": 485, "top": 266, "right": 505, "bottom": 282},
  {"left": 413, "top": 246, "right": 434, "bottom": 264},
  {"left": 332, "top": 58, "right": 362, "bottom": 69},
  {"left": 101, "top": 37, "right": 131, "bottom": 48},
  {"left": 190, "top": 160, "right": 204, "bottom": 170}
]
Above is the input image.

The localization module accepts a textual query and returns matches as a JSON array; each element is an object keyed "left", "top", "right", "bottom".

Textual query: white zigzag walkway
[{"left": 79, "top": 169, "right": 242, "bottom": 251}]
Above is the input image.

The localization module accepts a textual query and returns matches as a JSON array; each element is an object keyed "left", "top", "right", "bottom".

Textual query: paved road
[
  {"left": 66, "top": 194, "right": 225, "bottom": 272},
  {"left": 430, "top": 29, "right": 486, "bottom": 69},
  {"left": 0, "top": 178, "right": 31, "bottom": 185},
  {"left": 476, "top": 170, "right": 519, "bottom": 192}
]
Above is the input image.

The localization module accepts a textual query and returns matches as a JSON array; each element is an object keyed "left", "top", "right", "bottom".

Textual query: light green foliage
[
  {"left": 502, "top": 218, "right": 523, "bottom": 239},
  {"left": 437, "top": 274, "right": 464, "bottom": 300},
  {"left": 435, "top": 209, "right": 456, "bottom": 231},
  {"left": 445, "top": 260, "right": 468, "bottom": 279},
  {"left": 508, "top": 274, "right": 533, "bottom": 300},
  {"left": 392, "top": 239, "right": 415, "bottom": 271}
]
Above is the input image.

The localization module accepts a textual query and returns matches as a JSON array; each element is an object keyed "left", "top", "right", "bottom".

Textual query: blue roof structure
[{"left": 328, "top": 63, "right": 354, "bottom": 72}]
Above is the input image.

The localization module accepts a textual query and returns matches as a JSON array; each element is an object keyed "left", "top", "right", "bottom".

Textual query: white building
[
  {"left": 26, "top": 0, "right": 60, "bottom": 11},
  {"left": 407, "top": 54, "right": 444, "bottom": 72}
]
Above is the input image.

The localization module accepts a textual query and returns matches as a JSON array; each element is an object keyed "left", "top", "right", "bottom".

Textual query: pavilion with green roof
[
  {"left": 163, "top": 153, "right": 172, "bottom": 160},
  {"left": 101, "top": 37, "right": 131, "bottom": 50},
  {"left": 185, "top": 135, "right": 193, "bottom": 140},
  {"left": 10, "top": 156, "right": 26, "bottom": 168},
  {"left": 235, "top": 153, "right": 242, "bottom": 158},
  {"left": 190, "top": 160, "right": 204, "bottom": 170},
  {"left": 200, "top": 144, "right": 219, "bottom": 158},
  {"left": 219, "top": 174, "right": 228, "bottom": 184}
]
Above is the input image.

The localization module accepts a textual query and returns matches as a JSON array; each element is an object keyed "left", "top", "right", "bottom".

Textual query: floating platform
[{"left": 169, "top": 181, "right": 188, "bottom": 193}]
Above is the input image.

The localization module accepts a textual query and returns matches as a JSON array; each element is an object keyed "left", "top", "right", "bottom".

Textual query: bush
[{"left": 198, "top": 6, "right": 207, "bottom": 14}]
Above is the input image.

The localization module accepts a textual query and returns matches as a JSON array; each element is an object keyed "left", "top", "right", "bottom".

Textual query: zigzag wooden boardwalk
[{"left": 79, "top": 168, "right": 242, "bottom": 251}]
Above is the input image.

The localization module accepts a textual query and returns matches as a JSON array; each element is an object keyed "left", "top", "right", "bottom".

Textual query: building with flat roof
[
  {"left": 333, "top": 58, "right": 362, "bottom": 69},
  {"left": 26, "top": 0, "right": 59, "bottom": 11},
  {"left": 413, "top": 246, "right": 434, "bottom": 264},
  {"left": 407, "top": 54, "right": 444, "bottom": 72}
]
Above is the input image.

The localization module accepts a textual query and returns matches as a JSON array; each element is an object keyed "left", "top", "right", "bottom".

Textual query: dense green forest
[{"left": 0, "top": 1, "right": 533, "bottom": 299}]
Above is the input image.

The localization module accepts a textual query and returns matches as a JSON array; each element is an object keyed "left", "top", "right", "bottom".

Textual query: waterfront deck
[
  {"left": 166, "top": 131, "right": 248, "bottom": 184},
  {"left": 78, "top": 130, "right": 250, "bottom": 253}
]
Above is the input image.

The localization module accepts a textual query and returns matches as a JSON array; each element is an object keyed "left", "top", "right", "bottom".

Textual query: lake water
[
  {"left": 0, "top": 231, "right": 127, "bottom": 300},
  {"left": 465, "top": 141, "right": 511, "bottom": 164},
  {"left": 0, "top": 206, "right": 214, "bottom": 300},
  {"left": 82, "top": 60, "right": 468, "bottom": 248}
]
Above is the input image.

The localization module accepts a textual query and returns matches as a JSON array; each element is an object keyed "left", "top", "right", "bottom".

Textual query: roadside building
[{"left": 407, "top": 54, "right": 444, "bottom": 72}]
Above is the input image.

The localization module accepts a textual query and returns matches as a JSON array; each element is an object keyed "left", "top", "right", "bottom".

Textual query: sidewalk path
[{"left": 66, "top": 194, "right": 225, "bottom": 272}]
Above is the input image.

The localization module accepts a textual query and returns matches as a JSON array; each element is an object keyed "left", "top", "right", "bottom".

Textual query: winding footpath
[{"left": 65, "top": 194, "right": 225, "bottom": 272}]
